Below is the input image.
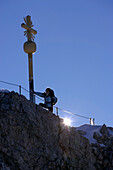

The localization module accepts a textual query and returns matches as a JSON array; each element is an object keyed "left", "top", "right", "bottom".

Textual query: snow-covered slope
[
  {"left": 76, "top": 124, "right": 102, "bottom": 144},
  {"left": 76, "top": 124, "right": 113, "bottom": 144}
]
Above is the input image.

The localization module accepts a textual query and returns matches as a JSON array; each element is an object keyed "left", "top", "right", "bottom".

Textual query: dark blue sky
[{"left": 0, "top": 0, "right": 113, "bottom": 126}]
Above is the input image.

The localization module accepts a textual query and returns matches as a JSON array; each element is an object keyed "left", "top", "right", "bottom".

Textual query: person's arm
[{"left": 34, "top": 92, "right": 45, "bottom": 97}]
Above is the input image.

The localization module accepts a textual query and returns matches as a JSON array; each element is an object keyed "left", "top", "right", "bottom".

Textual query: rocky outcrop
[
  {"left": 92, "top": 124, "right": 113, "bottom": 169},
  {"left": 0, "top": 92, "right": 96, "bottom": 169},
  {"left": 0, "top": 91, "right": 113, "bottom": 170}
]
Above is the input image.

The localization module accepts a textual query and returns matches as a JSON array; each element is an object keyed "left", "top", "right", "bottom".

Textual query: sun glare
[{"left": 63, "top": 118, "right": 71, "bottom": 126}]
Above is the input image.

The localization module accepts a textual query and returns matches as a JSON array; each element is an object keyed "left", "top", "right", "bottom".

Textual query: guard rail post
[
  {"left": 90, "top": 118, "right": 92, "bottom": 125},
  {"left": 19, "top": 85, "right": 21, "bottom": 95},
  {"left": 93, "top": 118, "right": 95, "bottom": 125},
  {"left": 56, "top": 107, "right": 58, "bottom": 116}
]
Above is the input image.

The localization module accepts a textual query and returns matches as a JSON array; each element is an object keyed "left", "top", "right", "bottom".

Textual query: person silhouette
[{"left": 34, "top": 88, "right": 57, "bottom": 112}]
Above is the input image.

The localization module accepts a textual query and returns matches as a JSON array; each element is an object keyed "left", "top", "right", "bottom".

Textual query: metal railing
[{"left": 0, "top": 80, "right": 95, "bottom": 125}]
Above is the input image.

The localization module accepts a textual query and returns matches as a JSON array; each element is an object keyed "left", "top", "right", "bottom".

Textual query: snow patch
[
  {"left": 108, "top": 128, "right": 113, "bottom": 136},
  {"left": 76, "top": 124, "right": 102, "bottom": 144},
  {"left": 0, "top": 89, "right": 10, "bottom": 93}
]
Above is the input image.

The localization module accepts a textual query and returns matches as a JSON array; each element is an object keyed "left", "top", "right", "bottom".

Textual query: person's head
[{"left": 46, "top": 88, "right": 50, "bottom": 96}]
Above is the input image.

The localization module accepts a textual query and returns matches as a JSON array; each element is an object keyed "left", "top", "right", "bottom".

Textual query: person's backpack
[
  {"left": 52, "top": 96, "right": 58, "bottom": 105},
  {"left": 49, "top": 88, "right": 58, "bottom": 105}
]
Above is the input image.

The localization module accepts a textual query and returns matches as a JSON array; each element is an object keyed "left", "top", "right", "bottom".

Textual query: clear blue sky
[{"left": 0, "top": 0, "right": 113, "bottom": 127}]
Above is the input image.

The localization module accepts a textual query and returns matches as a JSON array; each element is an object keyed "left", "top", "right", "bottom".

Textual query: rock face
[
  {"left": 92, "top": 124, "right": 113, "bottom": 169},
  {"left": 0, "top": 92, "right": 112, "bottom": 170}
]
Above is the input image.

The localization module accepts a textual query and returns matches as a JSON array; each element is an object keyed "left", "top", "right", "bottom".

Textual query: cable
[
  {"left": 34, "top": 94, "right": 44, "bottom": 101},
  {"left": 21, "top": 86, "right": 44, "bottom": 101},
  {"left": 21, "top": 86, "right": 29, "bottom": 93},
  {"left": 0, "top": 80, "right": 91, "bottom": 120},
  {"left": 0, "top": 80, "right": 19, "bottom": 87},
  {"left": 0, "top": 80, "right": 44, "bottom": 102},
  {"left": 54, "top": 107, "right": 90, "bottom": 120}
]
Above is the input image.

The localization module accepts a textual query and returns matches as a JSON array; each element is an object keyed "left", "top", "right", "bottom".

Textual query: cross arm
[{"left": 21, "top": 23, "right": 37, "bottom": 35}]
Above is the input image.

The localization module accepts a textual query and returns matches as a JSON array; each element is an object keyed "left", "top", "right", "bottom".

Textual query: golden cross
[{"left": 21, "top": 15, "right": 37, "bottom": 41}]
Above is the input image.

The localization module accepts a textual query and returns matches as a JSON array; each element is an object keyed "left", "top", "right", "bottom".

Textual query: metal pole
[
  {"left": 26, "top": 16, "right": 34, "bottom": 103},
  {"left": 89, "top": 118, "right": 92, "bottom": 125},
  {"left": 19, "top": 85, "right": 21, "bottom": 95},
  {"left": 56, "top": 107, "right": 58, "bottom": 116},
  {"left": 93, "top": 118, "right": 95, "bottom": 125},
  {"left": 28, "top": 53, "right": 34, "bottom": 103}
]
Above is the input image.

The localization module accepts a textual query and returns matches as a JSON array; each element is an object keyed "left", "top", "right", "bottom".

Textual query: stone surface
[
  {"left": 100, "top": 124, "right": 108, "bottom": 136},
  {"left": 92, "top": 124, "right": 113, "bottom": 169},
  {"left": 0, "top": 92, "right": 113, "bottom": 170}
]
